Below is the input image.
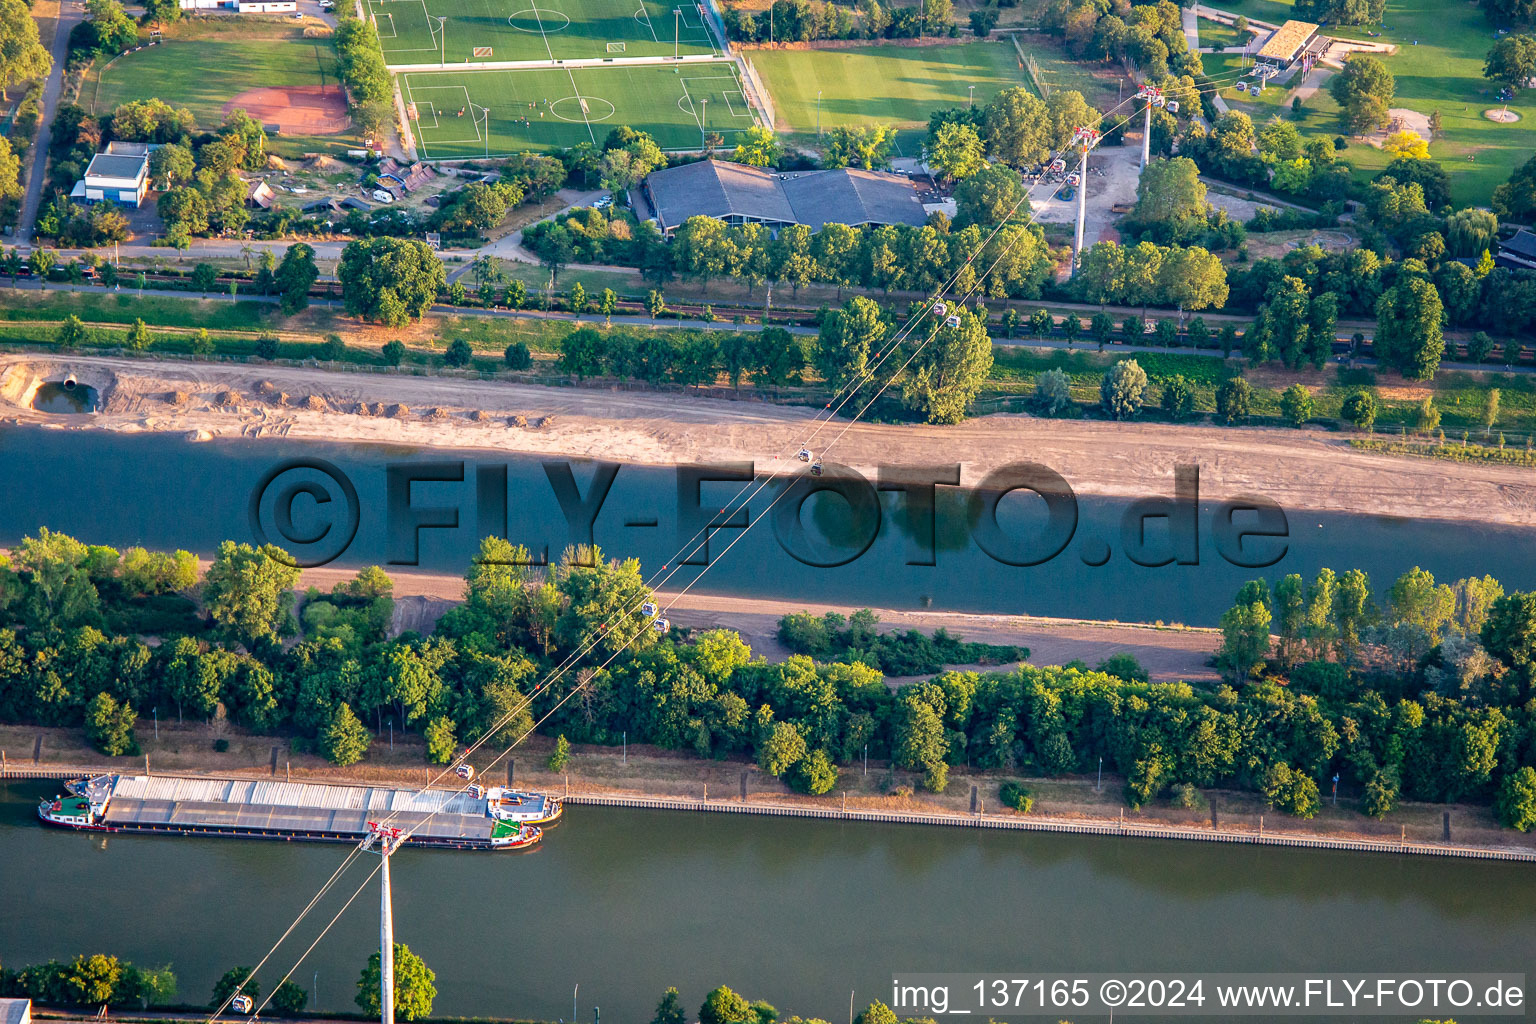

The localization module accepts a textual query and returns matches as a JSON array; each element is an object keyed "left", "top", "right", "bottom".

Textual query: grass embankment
[
  {"left": 11, "top": 289, "right": 1536, "bottom": 439},
  {"left": 3, "top": 720, "right": 1523, "bottom": 851},
  {"left": 1208, "top": 0, "right": 1533, "bottom": 206}
]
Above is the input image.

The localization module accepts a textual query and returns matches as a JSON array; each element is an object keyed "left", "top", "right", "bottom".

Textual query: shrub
[
  {"left": 213, "top": 738, "right": 229, "bottom": 752},
  {"left": 1169, "top": 782, "right": 1203, "bottom": 809},
  {"left": 998, "top": 780, "right": 1033, "bottom": 812},
  {"left": 548, "top": 734, "right": 571, "bottom": 772},
  {"left": 788, "top": 748, "right": 838, "bottom": 795}
]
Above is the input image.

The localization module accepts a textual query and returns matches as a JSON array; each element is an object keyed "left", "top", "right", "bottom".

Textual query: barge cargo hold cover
[{"left": 40, "top": 775, "right": 552, "bottom": 850}]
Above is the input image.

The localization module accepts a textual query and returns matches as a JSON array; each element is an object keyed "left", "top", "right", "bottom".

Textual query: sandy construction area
[{"left": 5, "top": 353, "right": 1536, "bottom": 529}]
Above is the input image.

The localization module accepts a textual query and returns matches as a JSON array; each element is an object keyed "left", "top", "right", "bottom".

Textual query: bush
[
  {"left": 1169, "top": 782, "right": 1204, "bottom": 809},
  {"left": 548, "top": 734, "right": 571, "bottom": 772},
  {"left": 212, "top": 738, "right": 229, "bottom": 752},
  {"left": 504, "top": 341, "right": 532, "bottom": 370},
  {"left": 998, "top": 780, "right": 1033, "bottom": 812},
  {"left": 788, "top": 748, "right": 839, "bottom": 795}
]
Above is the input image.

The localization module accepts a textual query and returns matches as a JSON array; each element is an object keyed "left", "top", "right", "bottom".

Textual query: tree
[
  {"left": 1280, "top": 383, "right": 1314, "bottom": 426},
  {"left": 1496, "top": 766, "right": 1536, "bottom": 831},
  {"left": 815, "top": 295, "right": 884, "bottom": 391},
  {"left": 731, "top": 125, "right": 781, "bottom": 167},
  {"left": 444, "top": 337, "right": 473, "bottom": 368},
  {"left": 1446, "top": 208, "right": 1499, "bottom": 257},
  {"left": 1161, "top": 374, "right": 1195, "bottom": 420},
  {"left": 1329, "top": 53, "right": 1395, "bottom": 111},
  {"left": 270, "top": 980, "right": 309, "bottom": 1016},
  {"left": 356, "top": 945, "right": 436, "bottom": 1021},
  {"left": 1219, "top": 586, "right": 1271, "bottom": 678},
  {"left": 1374, "top": 276, "right": 1444, "bottom": 380},
  {"left": 320, "top": 702, "right": 370, "bottom": 765},
  {"left": 85, "top": 691, "right": 136, "bottom": 755},
  {"left": 983, "top": 87, "right": 1051, "bottom": 167},
  {"left": 1485, "top": 34, "right": 1536, "bottom": 92},
  {"left": 1342, "top": 388, "right": 1378, "bottom": 431},
  {"left": 1494, "top": 154, "right": 1536, "bottom": 222},
  {"left": 202, "top": 540, "right": 301, "bottom": 646},
  {"left": 57, "top": 314, "right": 89, "bottom": 349},
  {"left": 653, "top": 989, "right": 688, "bottom": 1024},
  {"left": 927, "top": 122, "right": 986, "bottom": 183},
  {"left": 504, "top": 341, "right": 532, "bottom": 370},
  {"left": 789, "top": 747, "right": 838, "bottom": 794},
  {"left": 969, "top": 7, "right": 998, "bottom": 35},
  {"left": 1157, "top": 245, "right": 1228, "bottom": 313},
  {"left": 758, "top": 720, "right": 807, "bottom": 776},
  {"left": 1099, "top": 359, "right": 1148, "bottom": 420},
  {"left": 1215, "top": 376, "right": 1252, "bottom": 423},
  {"left": 275, "top": 243, "right": 319, "bottom": 316},
  {"left": 548, "top": 734, "right": 571, "bottom": 771},
  {"left": 901, "top": 306, "right": 992, "bottom": 424},
  {"left": 211, "top": 968, "right": 259, "bottom": 1010},
  {"left": 558, "top": 326, "right": 606, "bottom": 380},
  {"left": 0, "top": 0, "right": 50, "bottom": 93},
  {"left": 1030, "top": 368, "right": 1072, "bottom": 416},
  {"left": 1381, "top": 130, "right": 1429, "bottom": 160},
  {"left": 953, "top": 162, "right": 1025, "bottom": 227},
  {"left": 191, "top": 262, "right": 217, "bottom": 297},
  {"left": 382, "top": 339, "right": 406, "bottom": 366},
  {"left": 125, "top": 319, "right": 152, "bottom": 351},
  {"left": 700, "top": 987, "right": 754, "bottom": 1024},
  {"left": 337, "top": 237, "right": 446, "bottom": 327},
  {"left": 1131, "top": 157, "right": 1209, "bottom": 236}
]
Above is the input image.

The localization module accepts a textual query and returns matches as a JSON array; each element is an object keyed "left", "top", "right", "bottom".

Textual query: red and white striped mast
[{"left": 362, "top": 822, "right": 406, "bottom": 1024}]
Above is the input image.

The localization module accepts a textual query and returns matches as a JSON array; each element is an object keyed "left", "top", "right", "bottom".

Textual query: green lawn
[
  {"left": 1202, "top": 0, "right": 1297, "bottom": 24},
  {"left": 369, "top": 0, "right": 716, "bottom": 66},
  {"left": 86, "top": 21, "right": 359, "bottom": 152},
  {"left": 1208, "top": 0, "right": 1536, "bottom": 206},
  {"left": 750, "top": 40, "right": 1029, "bottom": 135},
  {"left": 401, "top": 62, "right": 758, "bottom": 156},
  {"left": 1195, "top": 16, "right": 1251, "bottom": 51}
]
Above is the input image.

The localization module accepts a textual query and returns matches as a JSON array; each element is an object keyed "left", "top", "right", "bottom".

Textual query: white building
[
  {"left": 70, "top": 141, "right": 151, "bottom": 207},
  {"left": 0, "top": 998, "right": 32, "bottom": 1024}
]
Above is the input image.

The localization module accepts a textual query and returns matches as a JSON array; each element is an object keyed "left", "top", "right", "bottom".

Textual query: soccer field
[
  {"left": 402, "top": 62, "right": 758, "bottom": 156},
  {"left": 370, "top": 0, "right": 717, "bottom": 66}
]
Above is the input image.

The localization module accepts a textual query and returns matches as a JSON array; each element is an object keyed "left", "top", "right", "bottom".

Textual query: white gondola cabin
[
  {"left": 797, "top": 447, "right": 812, "bottom": 463},
  {"left": 641, "top": 601, "right": 659, "bottom": 617}
]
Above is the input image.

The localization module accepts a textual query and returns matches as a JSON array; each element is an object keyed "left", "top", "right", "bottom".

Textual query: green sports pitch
[
  {"left": 402, "top": 62, "right": 758, "bottom": 156},
  {"left": 369, "top": 0, "right": 717, "bottom": 65}
]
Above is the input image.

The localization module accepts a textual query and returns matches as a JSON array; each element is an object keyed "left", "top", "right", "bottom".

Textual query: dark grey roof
[
  {"left": 644, "top": 160, "right": 925, "bottom": 231},
  {"left": 85, "top": 153, "right": 147, "bottom": 181},
  {"left": 1502, "top": 228, "right": 1536, "bottom": 260}
]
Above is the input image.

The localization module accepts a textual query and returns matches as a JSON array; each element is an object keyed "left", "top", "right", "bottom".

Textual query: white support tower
[
  {"left": 1135, "top": 83, "right": 1164, "bottom": 171},
  {"left": 1069, "top": 126, "right": 1100, "bottom": 276},
  {"left": 362, "top": 821, "right": 406, "bottom": 1024}
]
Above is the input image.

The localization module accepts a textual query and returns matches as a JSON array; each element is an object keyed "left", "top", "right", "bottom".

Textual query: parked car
[{"left": 594, "top": 194, "right": 613, "bottom": 209}]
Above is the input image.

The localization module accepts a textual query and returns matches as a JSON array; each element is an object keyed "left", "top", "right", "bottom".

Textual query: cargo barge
[{"left": 38, "top": 774, "right": 561, "bottom": 851}]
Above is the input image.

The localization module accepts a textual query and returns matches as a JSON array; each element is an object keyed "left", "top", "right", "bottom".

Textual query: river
[
  {"left": 1, "top": 782, "right": 1533, "bottom": 1022},
  {"left": 4, "top": 426, "right": 1536, "bottom": 625}
]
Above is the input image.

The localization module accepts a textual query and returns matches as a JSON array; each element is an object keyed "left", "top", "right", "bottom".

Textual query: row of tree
[{"left": 2, "top": 529, "right": 1534, "bottom": 826}]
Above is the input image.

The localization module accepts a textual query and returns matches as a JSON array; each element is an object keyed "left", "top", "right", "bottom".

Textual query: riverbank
[
  {"left": 5, "top": 353, "right": 1536, "bottom": 528},
  {"left": 6, "top": 723, "right": 1532, "bottom": 860}
]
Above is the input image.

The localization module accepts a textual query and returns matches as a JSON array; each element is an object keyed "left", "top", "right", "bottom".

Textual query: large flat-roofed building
[
  {"left": 1256, "top": 19, "right": 1320, "bottom": 67},
  {"left": 70, "top": 141, "right": 152, "bottom": 207},
  {"left": 1497, "top": 227, "right": 1536, "bottom": 270},
  {"left": 642, "top": 159, "right": 929, "bottom": 234}
]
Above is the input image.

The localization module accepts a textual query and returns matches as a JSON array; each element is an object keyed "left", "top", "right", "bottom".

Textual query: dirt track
[{"left": 5, "top": 353, "right": 1536, "bottom": 528}]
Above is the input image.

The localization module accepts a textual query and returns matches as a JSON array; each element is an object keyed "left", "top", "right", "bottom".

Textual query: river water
[
  {"left": 2, "top": 783, "right": 1534, "bottom": 1023},
  {"left": 4, "top": 426, "right": 1536, "bottom": 625}
]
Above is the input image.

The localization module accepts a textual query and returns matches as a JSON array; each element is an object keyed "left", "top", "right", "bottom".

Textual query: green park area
[{"left": 1203, "top": 0, "right": 1534, "bottom": 206}]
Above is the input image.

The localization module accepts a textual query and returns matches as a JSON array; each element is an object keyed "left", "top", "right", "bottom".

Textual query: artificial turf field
[
  {"left": 369, "top": 0, "right": 716, "bottom": 65},
  {"left": 402, "top": 62, "right": 758, "bottom": 155}
]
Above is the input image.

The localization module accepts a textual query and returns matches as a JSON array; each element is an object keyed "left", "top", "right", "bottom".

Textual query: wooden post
[
  {"left": 1259, "top": 814, "right": 1264, "bottom": 837},
  {"left": 270, "top": 746, "right": 280, "bottom": 776},
  {"left": 507, "top": 760, "right": 514, "bottom": 786},
  {"left": 144, "top": 754, "right": 149, "bottom": 775},
  {"left": 565, "top": 773, "right": 569, "bottom": 798},
  {"left": 286, "top": 760, "right": 291, "bottom": 782},
  {"left": 33, "top": 734, "right": 42, "bottom": 763},
  {"left": 1443, "top": 811, "right": 1451, "bottom": 842},
  {"left": 970, "top": 784, "right": 978, "bottom": 814},
  {"left": 740, "top": 770, "right": 747, "bottom": 800}
]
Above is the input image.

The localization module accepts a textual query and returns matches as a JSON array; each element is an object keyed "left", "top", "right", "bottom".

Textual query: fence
[{"left": 737, "top": 56, "right": 777, "bottom": 130}]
